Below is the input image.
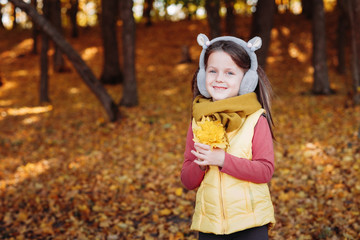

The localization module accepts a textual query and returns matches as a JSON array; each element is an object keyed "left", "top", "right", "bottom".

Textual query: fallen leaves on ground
[{"left": 0, "top": 14, "right": 359, "bottom": 239}]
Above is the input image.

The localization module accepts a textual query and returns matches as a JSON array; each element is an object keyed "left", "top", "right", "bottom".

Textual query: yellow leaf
[
  {"left": 175, "top": 187, "right": 183, "bottom": 196},
  {"left": 159, "top": 208, "right": 172, "bottom": 216}
]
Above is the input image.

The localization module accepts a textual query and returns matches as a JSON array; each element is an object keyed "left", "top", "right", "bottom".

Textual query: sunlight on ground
[
  {"left": 5, "top": 105, "right": 53, "bottom": 116},
  {"left": 69, "top": 87, "right": 80, "bottom": 94},
  {"left": 0, "top": 38, "right": 33, "bottom": 59},
  {"left": 0, "top": 159, "right": 53, "bottom": 190},
  {"left": 161, "top": 87, "right": 178, "bottom": 96},
  {"left": 0, "top": 99, "right": 13, "bottom": 107},
  {"left": 81, "top": 47, "right": 99, "bottom": 61},
  {"left": 10, "top": 69, "right": 29, "bottom": 77},
  {"left": 22, "top": 115, "right": 40, "bottom": 125},
  {"left": 0, "top": 81, "right": 18, "bottom": 92}
]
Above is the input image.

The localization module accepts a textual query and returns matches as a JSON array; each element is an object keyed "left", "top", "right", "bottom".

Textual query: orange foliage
[{"left": 0, "top": 14, "right": 359, "bottom": 239}]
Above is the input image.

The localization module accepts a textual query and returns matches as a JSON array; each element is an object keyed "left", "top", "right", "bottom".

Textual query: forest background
[{"left": 0, "top": 0, "right": 360, "bottom": 239}]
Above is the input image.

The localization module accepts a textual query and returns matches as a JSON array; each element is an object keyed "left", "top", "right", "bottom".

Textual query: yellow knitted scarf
[{"left": 192, "top": 93, "right": 262, "bottom": 132}]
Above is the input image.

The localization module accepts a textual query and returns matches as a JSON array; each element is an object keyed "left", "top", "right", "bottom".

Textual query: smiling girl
[{"left": 181, "top": 34, "right": 276, "bottom": 240}]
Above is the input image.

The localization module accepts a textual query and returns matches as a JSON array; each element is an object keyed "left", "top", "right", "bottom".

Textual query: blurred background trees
[{"left": 1, "top": 0, "right": 360, "bottom": 120}]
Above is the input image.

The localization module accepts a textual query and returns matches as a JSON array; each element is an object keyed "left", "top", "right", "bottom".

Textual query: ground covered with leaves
[{"left": 0, "top": 14, "right": 359, "bottom": 240}]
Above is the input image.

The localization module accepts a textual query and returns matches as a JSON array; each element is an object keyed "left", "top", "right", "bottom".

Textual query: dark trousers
[{"left": 198, "top": 225, "right": 268, "bottom": 240}]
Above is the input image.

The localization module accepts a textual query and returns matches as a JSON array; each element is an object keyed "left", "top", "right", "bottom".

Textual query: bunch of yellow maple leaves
[{"left": 192, "top": 116, "right": 229, "bottom": 150}]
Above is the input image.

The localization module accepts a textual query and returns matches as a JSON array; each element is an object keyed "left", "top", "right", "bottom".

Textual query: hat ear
[
  {"left": 197, "top": 34, "right": 210, "bottom": 49},
  {"left": 247, "top": 37, "right": 262, "bottom": 51}
]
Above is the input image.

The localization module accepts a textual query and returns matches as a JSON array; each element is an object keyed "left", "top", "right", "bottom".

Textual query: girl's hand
[{"left": 191, "top": 142, "right": 225, "bottom": 168}]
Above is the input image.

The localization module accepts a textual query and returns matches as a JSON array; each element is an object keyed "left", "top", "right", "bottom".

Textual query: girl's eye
[
  {"left": 227, "top": 72, "right": 234, "bottom": 75},
  {"left": 209, "top": 70, "right": 216, "bottom": 73}
]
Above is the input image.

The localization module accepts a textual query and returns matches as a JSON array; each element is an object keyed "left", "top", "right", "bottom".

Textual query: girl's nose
[{"left": 215, "top": 75, "right": 224, "bottom": 82}]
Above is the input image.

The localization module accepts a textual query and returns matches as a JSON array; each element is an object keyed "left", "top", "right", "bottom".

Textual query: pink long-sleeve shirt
[{"left": 181, "top": 116, "right": 274, "bottom": 190}]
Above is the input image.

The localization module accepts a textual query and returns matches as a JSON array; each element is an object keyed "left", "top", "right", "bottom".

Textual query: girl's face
[{"left": 205, "top": 51, "right": 245, "bottom": 101}]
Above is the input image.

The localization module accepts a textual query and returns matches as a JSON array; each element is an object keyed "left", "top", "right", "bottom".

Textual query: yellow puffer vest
[{"left": 191, "top": 109, "right": 275, "bottom": 234}]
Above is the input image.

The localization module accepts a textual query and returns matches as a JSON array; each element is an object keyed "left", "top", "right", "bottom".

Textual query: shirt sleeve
[
  {"left": 221, "top": 116, "right": 275, "bottom": 183},
  {"left": 181, "top": 123, "right": 206, "bottom": 190}
]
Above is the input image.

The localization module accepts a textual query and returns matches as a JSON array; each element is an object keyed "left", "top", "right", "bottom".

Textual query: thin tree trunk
[
  {"left": 205, "top": 0, "right": 221, "bottom": 39},
  {"left": 312, "top": 0, "right": 332, "bottom": 94},
  {"left": 50, "top": 0, "right": 65, "bottom": 72},
  {"left": 302, "top": 0, "right": 313, "bottom": 19},
  {"left": 12, "top": 4, "right": 17, "bottom": 29},
  {"left": 100, "top": 0, "right": 122, "bottom": 85},
  {"left": 143, "top": 0, "right": 154, "bottom": 27},
  {"left": 250, "top": 0, "right": 275, "bottom": 69},
  {"left": 337, "top": 0, "right": 347, "bottom": 74},
  {"left": 40, "top": 33, "right": 50, "bottom": 103},
  {"left": 225, "top": 0, "right": 236, "bottom": 36},
  {"left": 347, "top": 0, "right": 360, "bottom": 104},
  {"left": 40, "top": 0, "right": 50, "bottom": 103},
  {"left": 31, "top": 0, "right": 39, "bottom": 54},
  {"left": 0, "top": 5, "right": 4, "bottom": 29},
  {"left": 120, "top": 0, "right": 138, "bottom": 106},
  {"left": 9, "top": 0, "right": 119, "bottom": 121},
  {"left": 70, "top": 0, "right": 79, "bottom": 38}
]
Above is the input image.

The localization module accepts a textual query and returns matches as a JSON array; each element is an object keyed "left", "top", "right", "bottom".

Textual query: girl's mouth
[{"left": 213, "top": 86, "right": 227, "bottom": 90}]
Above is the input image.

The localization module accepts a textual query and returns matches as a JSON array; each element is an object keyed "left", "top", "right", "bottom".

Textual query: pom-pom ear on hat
[{"left": 247, "top": 37, "right": 262, "bottom": 51}]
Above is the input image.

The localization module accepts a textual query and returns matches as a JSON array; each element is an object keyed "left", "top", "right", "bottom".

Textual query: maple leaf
[{"left": 192, "top": 116, "right": 229, "bottom": 150}]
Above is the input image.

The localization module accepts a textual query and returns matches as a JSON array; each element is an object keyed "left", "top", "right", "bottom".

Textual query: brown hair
[{"left": 191, "top": 40, "right": 275, "bottom": 138}]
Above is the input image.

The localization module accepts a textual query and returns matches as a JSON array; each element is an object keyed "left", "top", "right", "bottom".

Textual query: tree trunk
[
  {"left": 225, "top": 0, "right": 236, "bottom": 36},
  {"left": 69, "top": 0, "right": 79, "bottom": 38},
  {"left": 120, "top": 0, "right": 138, "bottom": 107},
  {"left": 9, "top": 0, "right": 119, "bottom": 121},
  {"left": 301, "top": 0, "right": 313, "bottom": 19},
  {"left": 205, "top": 0, "right": 221, "bottom": 39},
  {"left": 337, "top": 0, "right": 347, "bottom": 74},
  {"left": 40, "top": 33, "right": 50, "bottom": 103},
  {"left": 0, "top": 5, "right": 4, "bottom": 29},
  {"left": 250, "top": 0, "right": 275, "bottom": 69},
  {"left": 12, "top": 4, "right": 17, "bottom": 29},
  {"left": 347, "top": 0, "right": 360, "bottom": 104},
  {"left": 49, "top": 0, "right": 66, "bottom": 72},
  {"left": 143, "top": 0, "right": 154, "bottom": 27},
  {"left": 31, "top": 0, "right": 39, "bottom": 54},
  {"left": 100, "top": 0, "right": 122, "bottom": 85},
  {"left": 40, "top": 0, "right": 50, "bottom": 103},
  {"left": 312, "top": 0, "right": 332, "bottom": 94}
]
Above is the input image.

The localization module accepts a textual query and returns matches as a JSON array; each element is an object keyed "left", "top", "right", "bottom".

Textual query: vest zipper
[{"left": 219, "top": 171, "right": 226, "bottom": 234}]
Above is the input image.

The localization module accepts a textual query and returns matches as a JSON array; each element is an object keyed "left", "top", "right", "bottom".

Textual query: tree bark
[
  {"left": 312, "top": 0, "right": 332, "bottom": 94},
  {"left": 100, "top": 0, "right": 122, "bottom": 85},
  {"left": 0, "top": 4, "right": 4, "bottom": 29},
  {"left": 40, "top": 0, "right": 50, "bottom": 103},
  {"left": 225, "top": 0, "right": 237, "bottom": 36},
  {"left": 12, "top": 4, "right": 17, "bottom": 29},
  {"left": 31, "top": 0, "right": 39, "bottom": 54},
  {"left": 143, "top": 0, "right": 154, "bottom": 27},
  {"left": 120, "top": 0, "right": 138, "bottom": 107},
  {"left": 205, "top": 0, "right": 221, "bottom": 39},
  {"left": 250, "top": 0, "right": 275, "bottom": 69},
  {"left": 347, "top": 0, "right": 360, "bottom": 104},
  {"left": 69, "top": 0, "right": 79, "bottom": 38},
  {"left": 337, "top": 0, "right": 348, "bottom": 74},
  {"left": 301, "top": 0, "right": 313, "bottom": 19},
  {"left": 9, "top": 0, "right": 119, "bottom": 121},
  {"left": 49, "top": 0, "right": 66, "bottom": 72}
]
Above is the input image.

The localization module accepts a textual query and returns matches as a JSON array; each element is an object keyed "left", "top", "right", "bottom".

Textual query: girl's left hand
[{"left": 191, "top": 142, "right": 225, "bottom": 168}]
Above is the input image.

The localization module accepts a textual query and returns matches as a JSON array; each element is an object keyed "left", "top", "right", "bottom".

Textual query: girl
[{"left": 181, "top": 34, "right": 276, "bottom": 240}]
